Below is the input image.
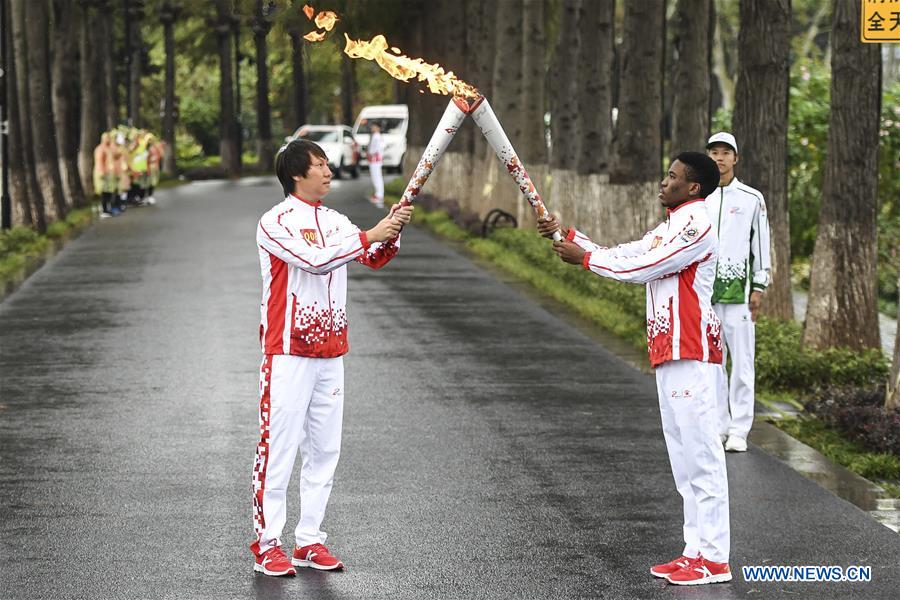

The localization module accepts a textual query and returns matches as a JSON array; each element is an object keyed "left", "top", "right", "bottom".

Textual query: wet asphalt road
[{"left": 1, "top": 176, "right": 899, "bottom": 600}]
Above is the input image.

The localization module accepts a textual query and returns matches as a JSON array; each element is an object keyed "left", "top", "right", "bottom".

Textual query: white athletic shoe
[
  {"left": 724, "top": 435, "right": 747, "bottom": 452},
  {"left": 146, "top": 196, "right": 156, "bottom": 205}
]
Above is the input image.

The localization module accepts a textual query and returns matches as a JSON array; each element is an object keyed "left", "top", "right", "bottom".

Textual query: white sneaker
[
  {"left": 724, "top": 435, "right": 747, "bottom": 452},
  {"left": 146, "top": 196, "right": 156, "bottom": 205}
]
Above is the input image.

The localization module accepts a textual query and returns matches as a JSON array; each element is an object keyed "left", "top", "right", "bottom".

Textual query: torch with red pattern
[{"left": 469, "top": 98, "right": 562, "bottom": 241}]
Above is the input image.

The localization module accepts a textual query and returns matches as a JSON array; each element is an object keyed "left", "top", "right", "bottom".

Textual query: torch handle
[
  {"left": 398, "top": 98, "right": 470, "bottom": 207},
  {"left": 469, "top": 98, "right": 557, "bottom": 233}
]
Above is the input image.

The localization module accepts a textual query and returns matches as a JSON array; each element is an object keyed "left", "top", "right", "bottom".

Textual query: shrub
[{"left": 804, "top": 385, "right": 900, "bottom": 457}]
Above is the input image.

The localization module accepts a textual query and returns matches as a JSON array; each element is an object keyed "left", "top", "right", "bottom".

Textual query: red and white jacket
[
  {"left": 257, "top": 193, "right": 400, "bottom": 358},
  {"left": 568, "top": 198, "right": 723, "bottom": 368}
]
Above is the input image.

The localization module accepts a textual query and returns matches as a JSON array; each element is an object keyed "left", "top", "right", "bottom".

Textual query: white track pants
[
  {"left": 252, "top": 354, "right": 344, "bottom": 551},
  {"left": 656, "top": 359, "right": 730, "bottom": 563},
  {"left": 370, "top": 162, "right": 384, "bottom": 200},
  {"left": 713, "top": 303, "right": 756, "bottom": 439}
]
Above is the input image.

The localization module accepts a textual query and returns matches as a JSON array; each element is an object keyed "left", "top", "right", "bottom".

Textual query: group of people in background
[{"left": 93, "top": 126, "right": 165, "bottom": 217}]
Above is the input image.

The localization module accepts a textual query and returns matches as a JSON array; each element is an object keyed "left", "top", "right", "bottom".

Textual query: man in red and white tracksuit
[
  {"left": 251, "top": 139, "right": 413, "bottom": 576},
  {"left": 538, "top": 152, "right": 732, "bottom": 586}
]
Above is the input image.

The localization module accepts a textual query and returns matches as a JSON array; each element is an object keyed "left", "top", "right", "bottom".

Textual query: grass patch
[
  {"left": 772, "top": 417, "right": 900, "bottom": 494},
  {"left": 0, "top": 207, "right": 95, "bottom": 285}
]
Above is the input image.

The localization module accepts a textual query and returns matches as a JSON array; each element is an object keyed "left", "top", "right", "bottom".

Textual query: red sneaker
[
  {"left": 251, "top": 542, "right": 296, "bottom": 577},
  {"left": 667, "top": 556, "right": 732, "bottom": 585},
  {"left": 292, "top": 543, "right": 344, "bottom": 571},
  {"left": 649, "top": 555, "right": 696, "bottom": 578}
]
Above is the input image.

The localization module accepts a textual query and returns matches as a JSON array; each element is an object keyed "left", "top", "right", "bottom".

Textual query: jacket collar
[
  {"left": 666, "top": 197, "right": 705, "bottom": 216},
  {"left": 719, "top": 175, "right": 741, "bottom": 190},
  {"left": 288, "top": 192, "right": 322, "bottom": 207}
]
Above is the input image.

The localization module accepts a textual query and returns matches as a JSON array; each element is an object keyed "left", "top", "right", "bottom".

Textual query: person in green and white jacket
[{"left": 705, "top": 132, "right": 771, "bottom": 453}]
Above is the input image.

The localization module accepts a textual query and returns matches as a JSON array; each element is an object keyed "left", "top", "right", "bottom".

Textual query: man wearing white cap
[{"left": 705, "top": 132, "right": 771, "bottom": 453}]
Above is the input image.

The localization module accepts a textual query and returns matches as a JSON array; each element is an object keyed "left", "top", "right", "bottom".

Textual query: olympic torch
[
  {"left": 469, "top": 98, "right": 562, "bottom": 242},
  {"left": 396, "top": 96, "right": 478, "bottom": 207}
]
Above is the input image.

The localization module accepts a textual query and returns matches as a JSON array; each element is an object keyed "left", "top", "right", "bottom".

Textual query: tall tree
[
  {"left": 51, "top": 0, "right": 87, "bottom": 208},
  {"left": 5, "top": 0, "right": 33, "bottom": 227},
  {"left": 670, "top": 0, "right": 712, "bottom": 156},
  {"left": 520, "top": 0, "right": 547, "bottom": 165},
  {"left": 803, "top": 0, "right": 881, "bottom": 351},
  {"left": 576, "top": 0, "right": 615, "bottom": 174},
  {"left": 340, "top": 55, "right": 356, "bottom": 126},
  {"left": 732, "top": 0, "right": 791, "bottom": 319},
  {"left": 610, "top": 0, "right": 665, "bottom": 183},
  {"left": 253, "top": 0, "right": 273, "bottom": 171},
  {"left": 711, "top": 0, "right": 736, "bottom": 113},
  {"left": 10, "top": 0, "right": 45, "bottom": 231},
  {"left": 78, "top": 0, "right": 105, "bottom": 197},
  {"left": 215, "top": 0, "right": 240, "bottom": 174},
  {"left": 160, "top": 1, "right": 179, "bottom": 175},
  {"left": 466, "top": 0, "right": 495, "bottom": 159},
  {"left": 491, "top": 1, "right": 525, "bottom": 153},
  {"left": 287, "top": 26, "right": 308, "bottom": 129},
  {"left": 25, "top": 0, "right": 68, "bottom": 221},
  {"left": 100, "top": 1, "right": 118, "bottom": 129},
  {"left": 127, "top": 0, "right": 145, "bottom": 126},
  {"left": 550, "top": 0, "right": 581, "bottom": 169}
]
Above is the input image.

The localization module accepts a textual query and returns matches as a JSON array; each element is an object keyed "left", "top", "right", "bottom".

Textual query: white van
[{"left": 352, "top": 104, "right": 408, "bottom": 173}]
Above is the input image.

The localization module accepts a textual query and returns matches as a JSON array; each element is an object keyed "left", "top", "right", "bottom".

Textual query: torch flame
[
  {"left": 343, "top": 34, "right": 479, "bottom": 100},
  {"left": 314, "top": 10, "right": 339, "bottom": 31},
  {"left": 302, "top": 4, "right": 314, "bottom": 20},
  {"left": 303, "top": 30, "right": 326, "bottom": 42}
]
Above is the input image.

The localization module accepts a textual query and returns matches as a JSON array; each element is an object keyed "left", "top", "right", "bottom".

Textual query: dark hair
[
  {"left": 275, "top": 139, "right": 328, "bottom": 196},
  {"left": 675, "top": 151, "right": 720, "bottom": 198}
]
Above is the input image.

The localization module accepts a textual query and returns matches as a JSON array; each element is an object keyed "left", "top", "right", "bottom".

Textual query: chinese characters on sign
[{"left": 861, "top": 0, "right": 900, "bottom": 42}]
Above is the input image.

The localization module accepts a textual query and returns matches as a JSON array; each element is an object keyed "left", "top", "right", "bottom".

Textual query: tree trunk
[
  {"left": 288, "top": 29, "right": 308, "bottom": 129},
  {"left": 576, "top": 0, "right": 614, "bottom": 175},
  {"left": 253, "top": 1, "right": 273, "bottom": 171},
  {"left": 888, "top": 282, "right": 900, "bottom": 411},
  {"left": 520, "top": 0, "right": 547, "bottom": 166},
  {"left": 732, "top": 0, "right": 791, "bottom": 320},
  {"left": 610, "top": 0, "right": 665, "bottom": 183},
  {"left": 670, "top": 0, "right": 711, "bottom": 156},
  {"left": 466, "top": 0, "right": 495, "bottom": 159},
  {"left": 25, "top": 0, "right": 68, "bottom": 221},
  {"left": 491, "top": 0, "right": 525, "bottom": 153},
  {"left": 127, "top": 0, "right": 144, "bottom": 127},
  {"left": 712, "top": 0, "right": 734, "bottom": 113},
  {"left": 100, "top": 1, "right": 118, "bottom": 129},
  {"left": 803, "top": 0, "right": 881, "bottom": 351},
  {"left": 78, "top": 0, "right": 104, "bottom": 198},
  {"left": 549, "top": 0, "right": 581, "bottom": 169},
  {"left": 216, "top": 1, "right": 240, "bottom": 174},
  {"left": 161, "top": 2, "right": 178, "bottom": 175},
  {"left": 10, "top": 0, "right": 45, "bottom": 231},
  {"left": 340, "top": 55, "right": 355, "bottom": 126},
  {"left": 5, "top": 0, "right": 33, "bottom": 228},
  {"left": 51, "top": 0, "right": 87, "bottom": 209}
]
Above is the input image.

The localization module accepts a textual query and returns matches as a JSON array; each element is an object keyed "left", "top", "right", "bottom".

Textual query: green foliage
[
  {"left": 0, "top": 208, "right": 95, "bottom": 282},
  {"left": 755, "top": 317, "right": 889, "bottom": 391},
  {"left": 774, "top": 417, "right": 900, "bottom": 486}
]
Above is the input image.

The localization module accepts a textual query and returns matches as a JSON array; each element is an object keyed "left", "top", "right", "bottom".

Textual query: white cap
[{"left": 707, "top": 131, "right": 738, "bottom": 153}]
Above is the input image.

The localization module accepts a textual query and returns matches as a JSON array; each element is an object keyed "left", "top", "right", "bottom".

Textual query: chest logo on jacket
[{"left": 301, "top": 229, "right": 319, "bottom": 245}]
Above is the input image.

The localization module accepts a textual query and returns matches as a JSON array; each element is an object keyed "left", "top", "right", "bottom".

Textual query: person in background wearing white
[
  {"left": 367, "top": 122, "right": 385, "bottom": 208},
  {"left": 705, "top": 132, "right": 772, "bottom": 453}
]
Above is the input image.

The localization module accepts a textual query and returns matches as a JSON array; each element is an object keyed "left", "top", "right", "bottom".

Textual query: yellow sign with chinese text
[{"left": 861, "top": 0, "right": 900, "bottom": 42}]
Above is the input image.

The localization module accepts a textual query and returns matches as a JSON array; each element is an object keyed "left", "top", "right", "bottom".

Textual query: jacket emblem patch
[
  {"left": 680, "top": 227, "right": 699, "bottom": 243},
  {"left": 301, "top": 229, "right": 319, "bottom": 245}
]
